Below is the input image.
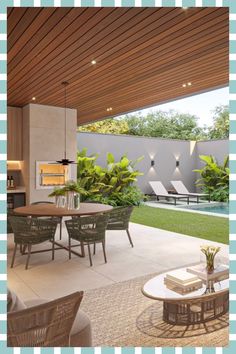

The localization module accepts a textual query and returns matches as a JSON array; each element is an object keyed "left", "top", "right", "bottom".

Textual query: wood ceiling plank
[
  {"left": 8, "top": 8, "right": 42, "bottom": 51},
  {"left": 41, "top": 41, "right": 228, "bottom": 109},
  {"left": 8, "top": 7, "right": 132, "bottom": 96},
  {"left": 9, "top": 7, "right": 225, "bottom": 105},
  {"left": 8, "top": 7, "right": 74, "bottom": 74},
  {"left": 8, "top": 8, "right": 57, "bottom": 62},
  {"left": 45, "top": 30, "right": 228, "bottom": 106},
  {"left": 78, "top": 75, "right": 228, "bottom": 124},
  {"left": 36, "top": 54, "right": 227, "bottom": 114},
  {"left": 7, "top": 7, "right": 229, "bottom": 124},
  {"left": 75, "top": 60, "right": 228, "bottom": 114},
  {"left": 7, "top": 7, "right": 28, "bottom": 36},
  {"left": 8, "top": 7, "right": 168, "bottom": 98},
  {"left": 23, "top": 7, "right": 226, "bottom": 106}
]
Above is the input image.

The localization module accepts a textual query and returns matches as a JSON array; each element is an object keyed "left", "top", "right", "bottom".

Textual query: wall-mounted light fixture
[
  {"left": 151, "top": 160, "right": 155, "bottom": 167},
  {"left": 176, "top": 160, "right": 180, "bottom": 167}
]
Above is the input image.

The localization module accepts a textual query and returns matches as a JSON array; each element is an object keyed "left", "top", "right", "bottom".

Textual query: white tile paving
[{"left": 7, "top": 222, "right": 228, "bottom": 302}]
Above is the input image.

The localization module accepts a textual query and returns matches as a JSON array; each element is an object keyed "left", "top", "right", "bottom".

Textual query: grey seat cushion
[
  {"left": 8, "top": 292, "right": 92, "bottom": 347},
  {"left": 7, "top": 288, "right": 26, "bottom": 312}
]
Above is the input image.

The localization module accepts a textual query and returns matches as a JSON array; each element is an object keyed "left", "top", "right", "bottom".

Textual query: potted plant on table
[
  {"left": 49, "top": 181, "right": 87, "bottom": 210},
  {"left": 48, "top": 187, "right": 66, "bottom": 208}
]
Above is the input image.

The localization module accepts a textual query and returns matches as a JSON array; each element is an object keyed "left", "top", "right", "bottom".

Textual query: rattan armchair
[
  {"left": 9, "top": 216, "right": 58, "bottom": 270},
  {"left": 31, "top": 201, "right": 63, "bottom": 240},
  {"left": 7, "top": 291, "right": 84, "bottom": 347},
  {"left": 65, "top": 213, "right": 109, "bottom": 266},
  {"left": 106, "top": 206, "right": 134, "bottom": 247}
]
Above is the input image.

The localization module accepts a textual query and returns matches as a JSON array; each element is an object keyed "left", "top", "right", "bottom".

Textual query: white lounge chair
[
  {"left": 149, "top": 181, "right": 189, "bottom": 205},
  {"left": 171, "top": 180, "right": 210, "bottom": 203}
]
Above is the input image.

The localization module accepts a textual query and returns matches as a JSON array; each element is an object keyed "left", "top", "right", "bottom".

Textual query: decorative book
[
  {"left": 166, "top": 269, "right": 199, "bottom": 285},
  {"left": 186, "top": 264, "right": 229, "bottom": 282},
  {"left": 164, "top": 277, "right": 203, "bottom": 295}
]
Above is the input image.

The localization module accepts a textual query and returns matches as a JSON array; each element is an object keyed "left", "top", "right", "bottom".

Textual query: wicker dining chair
[
  {"left": 31, "top": 201, "right": 63, "bottom": 240},
  {"left": 65, "top": 213, "right": 109, "bottom": 266},
  {"left": 106, "top": 206, "right": 134, "bottom": 247},
  {"left": 7, "top": 291, "right": 84, "bottom": 347},
  {"left": 9, "top": 216, "right": 58, "bottom": 270}
]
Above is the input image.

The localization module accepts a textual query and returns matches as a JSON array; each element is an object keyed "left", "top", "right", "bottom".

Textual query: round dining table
[
  {"left": 13, "top": 202, "right": 113, "bottom": 258},
  {"left": 14, "top": 202, "right": 113, "bottom": 217}
]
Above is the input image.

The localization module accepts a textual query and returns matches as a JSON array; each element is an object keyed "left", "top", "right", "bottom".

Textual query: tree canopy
[
  {"left": 208, "top": 105, "right": 229, "bottom": 139},
  {"left": 77, "top": 104, "right": 229, "bottom": 141}
]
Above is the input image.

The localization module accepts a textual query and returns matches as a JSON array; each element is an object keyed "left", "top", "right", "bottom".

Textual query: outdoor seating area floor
[
  {"left": 81, "top": 271, "right": 228, "bottom": 346},
  {"left": 7, "top": 222, "right": 228, "bottom": 301},
  {"left": 7, "top": 222, "right": 229, "bottom": 346}
]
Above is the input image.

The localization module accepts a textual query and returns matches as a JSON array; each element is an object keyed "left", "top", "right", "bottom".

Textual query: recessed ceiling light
[
  {"left": 91, "top": 60, "right": 96, "bottom": 65},
  {"left": 32, "top": 97, "right": 36, "bottom": 101},
  {"left": 187, "top": 82, "right": 192, "bottom": 86},
  {"left": 182, "top": 84, "right": 186, "bottom": 88},
  {"left": 106, "top": 107, "right": 113, "bottom": 112}
]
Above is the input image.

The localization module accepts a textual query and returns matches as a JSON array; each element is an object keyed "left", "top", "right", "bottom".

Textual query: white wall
[
  {"left": 77, "top": 132, "right": 197, "bottom": 193},
  {"left": 196, "top": 139, "right": 228, "bottom": 168},
  {"left": 77, "top": 132, "right": 228, "bottom": 194},
  {"left": 23, "top": 104, "right": 77, "bottom": 203}
]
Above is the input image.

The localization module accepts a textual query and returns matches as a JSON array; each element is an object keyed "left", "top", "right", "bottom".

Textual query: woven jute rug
[{"left": 81, "top": 272, "right": 229, "bottom": 347}]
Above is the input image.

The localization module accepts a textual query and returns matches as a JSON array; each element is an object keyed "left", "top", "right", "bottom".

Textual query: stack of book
[
  {"left": 164, "top": 269, "right": 203, "bottom": 295},
  {"left": 186, "top": 264, "right": 229, "bottom": 282}
]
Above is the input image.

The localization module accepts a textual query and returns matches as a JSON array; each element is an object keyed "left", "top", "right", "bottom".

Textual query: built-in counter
[{"left": 7, "top": 187, "right": 26, "bottom": 194}]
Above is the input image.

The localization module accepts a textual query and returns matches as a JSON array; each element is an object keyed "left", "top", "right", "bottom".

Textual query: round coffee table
[{"left": 142, "top": 267, "right": 229, "bottom": 325}]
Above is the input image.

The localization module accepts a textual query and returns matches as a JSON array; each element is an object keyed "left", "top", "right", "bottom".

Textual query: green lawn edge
[{"left": 130, "top": 205, "right": 229, "bottom": 245}]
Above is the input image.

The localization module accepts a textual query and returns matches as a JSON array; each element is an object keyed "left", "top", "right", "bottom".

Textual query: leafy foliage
[
  {"left": 77, "top": 148, "right": 145, "bottom": 206},
  {"left": 48, "top": 180, "right": 87, "bottom": 197},
  {"left": 122, "top": 110, "right": 206, "bottom": 140},
  {"left": 77, "top": 105, "right": 229, "bottom": 141},
  {"left": 78, "top": 118, "right": 128, "bottom": 135},
  {"left": 208, "top": 105, "right": 229, "bottom": 139},
  {"left": 194, "top": 155, "right": 229, "bottom": 202}
]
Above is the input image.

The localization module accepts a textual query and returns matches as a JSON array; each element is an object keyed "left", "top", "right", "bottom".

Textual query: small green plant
[
  {"left": 48, "top": 187, "right": 65, "bottom": 197},
  {"left": 194, "top": 155, "right": 229, "bottom": 202},
  {"left": 48, "top": 180, "right": 87, "bottom": 198}
]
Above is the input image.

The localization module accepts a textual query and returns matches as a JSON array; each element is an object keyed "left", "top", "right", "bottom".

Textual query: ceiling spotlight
[
  {"left": 106, "top": 107, "right": 113, "bottom": 112},
  {"left": 91, "top": 60, "right": 96, "bottom": 65},
  {"left": 182, "top": 83, "right": 186, "bottom": 88},
  {"left": 187, "top": 82, "right": 192, "bottom": 86},
  {"left": 32, "top": 97, "right": 36, "bottom": 101}
]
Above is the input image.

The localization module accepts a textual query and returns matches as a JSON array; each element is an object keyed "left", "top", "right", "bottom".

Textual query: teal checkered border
[{"left": 0, "top": 0, "right": 235, "bottom": 353}]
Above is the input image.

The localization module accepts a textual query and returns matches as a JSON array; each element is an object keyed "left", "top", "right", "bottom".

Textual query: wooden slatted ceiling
[{"left": 7, "top": 7, "right": 229, "bottom": 125}]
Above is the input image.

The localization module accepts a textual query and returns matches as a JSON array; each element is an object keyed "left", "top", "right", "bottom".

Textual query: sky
[{"left": 129, "top": 86, "right": 229, "bottom": 128}]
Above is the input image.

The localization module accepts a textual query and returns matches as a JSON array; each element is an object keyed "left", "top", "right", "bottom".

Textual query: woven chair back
[
  {"left": 66, "top": 213, "right": 109, "bottom": 243},
  {"left": 9, "top": 216, "right": 58, "bottom": 245},
  {"left": 8, "top": 291, "right": 83, "bottom": 347},
  {"left": 106, "top": 206, "right": 134, "bottom": 230}
]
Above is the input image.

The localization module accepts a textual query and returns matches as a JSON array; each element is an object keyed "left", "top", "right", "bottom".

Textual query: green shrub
[
  {"left": 77, "top": 149, "right": 145, "bottom": 206},
  {"left": 194, "top": 155, "right": 229, "bottom": 202}
]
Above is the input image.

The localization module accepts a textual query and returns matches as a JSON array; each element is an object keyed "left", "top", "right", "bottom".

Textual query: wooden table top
[{"left": 14, "top": 203, "right": 113, "bottom": 217}]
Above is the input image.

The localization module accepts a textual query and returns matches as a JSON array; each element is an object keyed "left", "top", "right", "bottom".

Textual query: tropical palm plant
[{"left": 194, "top": 155, "right": 229, "bottom": 202}]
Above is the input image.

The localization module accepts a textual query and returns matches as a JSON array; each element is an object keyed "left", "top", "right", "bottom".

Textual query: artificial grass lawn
[{"left": 130, "top": 205, "right": 229, "bottom": 244}]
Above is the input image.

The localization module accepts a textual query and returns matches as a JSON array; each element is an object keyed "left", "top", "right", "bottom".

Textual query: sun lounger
[
  {"left": 171, "top": 180, "right": 210, "bottom": 203},
  {"left": 149, "top": 181, "right": 189, "bottom": 205}
]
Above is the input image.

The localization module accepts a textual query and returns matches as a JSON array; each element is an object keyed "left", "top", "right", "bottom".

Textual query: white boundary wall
[{"left": 77, "top": 133, "right": 228, "bottom": 194}]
